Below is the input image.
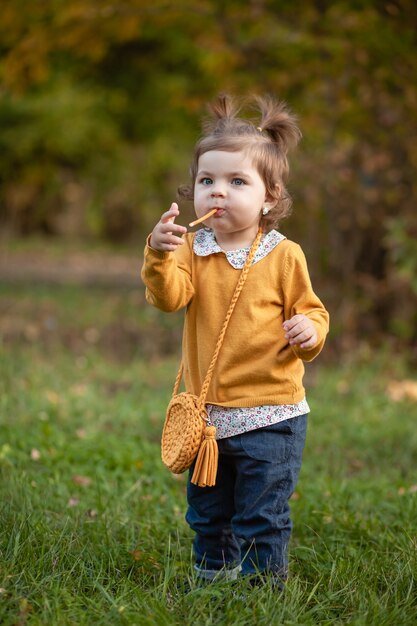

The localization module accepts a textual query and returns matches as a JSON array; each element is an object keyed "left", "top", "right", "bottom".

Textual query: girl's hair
[{"left": 178, "top": 94, "right": 302, "bottom": 231}]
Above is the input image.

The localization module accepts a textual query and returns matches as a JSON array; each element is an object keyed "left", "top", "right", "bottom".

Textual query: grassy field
[{"left": 1, "top": 281, "right": 417, "bottom": 625}]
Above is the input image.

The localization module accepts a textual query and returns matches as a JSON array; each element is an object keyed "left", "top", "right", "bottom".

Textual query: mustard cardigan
[{"left": 141, "top": 233, "right": 329, "bottom": 407}]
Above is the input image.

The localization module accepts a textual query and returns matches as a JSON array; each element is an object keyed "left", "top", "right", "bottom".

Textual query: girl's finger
[
  {"left": 160, "top": 222, "right": 187, "bottom": 235},
  {"left": 285, "top": 322, "right": 307, "bottom": 339},
  {"left": 161, "top": 242, "right": 182, "bottom": 251},
  {"left": 300, "top": 338, "right": 316, "bottom": 349},
  {"left": 282, "top": 314, "right": 304, "bottom": 331},
  {"left": 164, "top": 235, "right": 185, "bottom": 246},
  {"left": 161, "top": 202, "right": 179, "bottom": 224},
  {"left": 290, "top": 329, "right": 309, "bottom": 341}
]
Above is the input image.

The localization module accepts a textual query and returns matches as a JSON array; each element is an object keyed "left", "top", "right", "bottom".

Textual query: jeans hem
[{"left": 194, "top": 563, "right": 242, "bottom": 581}]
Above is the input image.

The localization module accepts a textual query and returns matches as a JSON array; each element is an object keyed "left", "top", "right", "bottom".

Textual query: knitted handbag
[{"left": 161, "top": 228, "right": 263, "bottom": 488}]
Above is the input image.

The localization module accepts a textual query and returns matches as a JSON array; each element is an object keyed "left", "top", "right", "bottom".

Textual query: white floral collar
[{"left": 193, "top": 228, "right": 286, "bottom": 269}]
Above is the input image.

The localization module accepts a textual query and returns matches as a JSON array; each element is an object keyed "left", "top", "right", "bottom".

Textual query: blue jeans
[{"left": 186, "top": 415, "right": 307, "bottom": 580}]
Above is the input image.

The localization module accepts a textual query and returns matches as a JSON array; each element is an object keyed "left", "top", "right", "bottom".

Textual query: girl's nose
[{"left": 210, "top": 187, "right": 225, "bottom": 197}]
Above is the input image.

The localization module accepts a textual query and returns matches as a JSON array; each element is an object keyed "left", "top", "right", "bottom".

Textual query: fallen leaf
[
  {"left": 72, "top": 475, "right": 92, "bottom": 487},
  {"left": 399, "top": 485, "right": 417, "bottom": 495},
  {"left": 387, "top": 380, "right": 417, "bottom": 402},
  {"left": 148, "top": 556, "right": 161, "bottom": 569},
  {"left": 71, "top": 384, "right": 88, "bottom": 397},
  {"left": 130, "top": 549, "right": 142, "bottom": 561},
  {"left": 24, "top": 324, "right": 39, "bottom": 341},
  {"left": 84, "top": 327, "right": 100, "bottom": 343},
  {"left": 349, "top": 458, "right": 364, "bottom": 470},
  {"left": 336, "top": 380, "right": 350, "bottom": 394},
  {"left": 86, "top": 509, "right": 98, "bottom": 518},
  {"left": 45, "top": 390, "right": 60, "bottom": 405},
  {"left": 18, "top": 597, "right": 33, "bottom": 620}
]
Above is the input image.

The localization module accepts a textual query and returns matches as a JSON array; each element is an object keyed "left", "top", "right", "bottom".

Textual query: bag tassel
[{"left": 191, "top": 426, "right": 218, "bottom": 487}]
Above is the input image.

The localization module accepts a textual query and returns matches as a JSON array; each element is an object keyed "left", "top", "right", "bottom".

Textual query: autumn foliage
[{"left": 0, "top": 1, "right": 416, "bottom": 346}]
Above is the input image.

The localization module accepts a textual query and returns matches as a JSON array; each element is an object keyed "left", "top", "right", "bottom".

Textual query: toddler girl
[{"left": 141, "top": 94, "right": 329, "bottom": 587}]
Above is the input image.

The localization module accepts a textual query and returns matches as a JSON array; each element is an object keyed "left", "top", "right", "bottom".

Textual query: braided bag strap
[
  {"left": 172, "top": 361, "right": 184, "bottom": 397},
  {"left": 172, "top": 228, "right": 263, "bottom": 406}
]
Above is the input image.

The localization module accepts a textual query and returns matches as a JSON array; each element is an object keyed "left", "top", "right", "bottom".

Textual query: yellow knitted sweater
[{"left": 141, "top": 233, "right": 329, "bottom": 407}]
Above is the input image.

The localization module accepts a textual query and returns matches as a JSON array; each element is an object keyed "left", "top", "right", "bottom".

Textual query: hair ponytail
[
  {"left": 254, "top": 95, "right": 302, "bottom": 153},
  {"left": 202, "top": 93, "right": 243, "bottom": 135}
]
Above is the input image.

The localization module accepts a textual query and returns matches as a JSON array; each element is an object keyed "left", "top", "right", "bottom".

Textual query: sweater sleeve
[
  {"left": 281, "top": 242, "right": 329, "bottom": 362},
  {"left": 140, "top": 234, "right": 195, "bottom": 312}
]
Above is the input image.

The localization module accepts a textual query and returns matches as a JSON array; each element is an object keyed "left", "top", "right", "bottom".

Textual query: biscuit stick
[{"left": 189, "top": 209, "right": 218, "bottom": 227}]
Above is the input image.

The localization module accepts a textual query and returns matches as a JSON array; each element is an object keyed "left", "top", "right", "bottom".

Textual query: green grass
[{"left": 1, "top": 282, "right": 417, "bottom": 625}]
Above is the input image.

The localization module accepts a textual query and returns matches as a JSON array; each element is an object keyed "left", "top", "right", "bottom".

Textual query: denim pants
[{"left": 186, "top": 414, "right": 307, "bottom": 580}]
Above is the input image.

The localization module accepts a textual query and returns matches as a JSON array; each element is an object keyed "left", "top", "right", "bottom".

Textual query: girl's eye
[
  {"left": 232, "top": 178, "right": 245, "bottom": 185},
  {"left": 200, "top": 177, "right": 213, "bottom": 185}
]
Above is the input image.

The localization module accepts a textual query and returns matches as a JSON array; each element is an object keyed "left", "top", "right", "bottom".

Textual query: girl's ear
[{"left": 264, "top": 183, "right": 281, "bottom": 208}]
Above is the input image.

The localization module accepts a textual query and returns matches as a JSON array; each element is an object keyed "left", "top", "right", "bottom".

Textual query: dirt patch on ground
[{"left": 0, "top": 247, "right": 142, "bottom": 286}]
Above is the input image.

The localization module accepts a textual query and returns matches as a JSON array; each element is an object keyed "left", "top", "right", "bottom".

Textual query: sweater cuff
[
  {"left": 145, "top": 234, "right": 172, "bottom": 259},
  {"left": 292, "top": 338, "right": 325, "bottom": 362}
]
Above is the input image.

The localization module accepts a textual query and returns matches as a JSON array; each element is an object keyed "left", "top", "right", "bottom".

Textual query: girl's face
[{"left": 193, "top": 150, "right": 272, "bottom": 249}]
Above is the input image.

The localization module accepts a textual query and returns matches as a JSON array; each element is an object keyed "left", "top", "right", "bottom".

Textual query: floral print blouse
[{"left": 193, "top": 228, "right": 310, "bottom": 440}]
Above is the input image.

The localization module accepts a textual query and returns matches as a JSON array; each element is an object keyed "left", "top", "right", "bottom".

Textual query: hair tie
[{"left": 257, "top": 126, "right": 263, "bottom": 133}]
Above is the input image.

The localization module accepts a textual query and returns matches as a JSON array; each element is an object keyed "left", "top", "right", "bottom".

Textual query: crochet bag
[{"left": 161, "top": 229, "right": 263, "bottom": 488}]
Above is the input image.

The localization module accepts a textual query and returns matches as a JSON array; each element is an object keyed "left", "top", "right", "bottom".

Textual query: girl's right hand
[{"left": 149, "top": 203, "right": 188, "bottom": 252}]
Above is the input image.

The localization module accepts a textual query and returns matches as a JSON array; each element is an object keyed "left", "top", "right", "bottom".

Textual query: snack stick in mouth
[{"left": 189, "top": 209, "right": 218, "bottom": 227}]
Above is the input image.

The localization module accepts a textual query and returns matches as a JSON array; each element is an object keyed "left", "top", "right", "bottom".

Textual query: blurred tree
[{"left": 0, "top": 0, "right": 416, "bottom": 345}]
